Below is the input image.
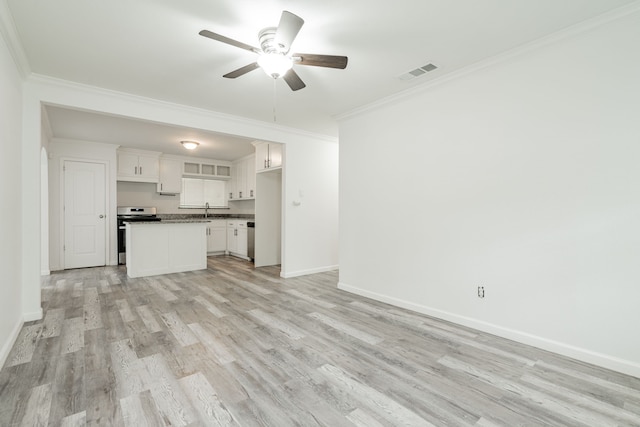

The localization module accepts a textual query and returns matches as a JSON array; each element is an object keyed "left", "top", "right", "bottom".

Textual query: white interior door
[{"left": 64, "top": 161, "right": 106, "bottom": 269}]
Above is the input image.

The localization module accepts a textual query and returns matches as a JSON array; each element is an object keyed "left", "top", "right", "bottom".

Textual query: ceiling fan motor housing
[{"left": 259, "top": 28, "right": 285, "bottom": 54}]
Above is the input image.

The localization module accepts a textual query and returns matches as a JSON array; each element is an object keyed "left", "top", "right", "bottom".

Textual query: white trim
[
  {"left": 23, "top": 309, "right": 43, "bottom": 322},
  {"left": 336, "top": 1, "right": 640, "bottom": 123},
  {"left": 337, "top": 281, "right": 640, "bottom": 379},
  {"left": 0, "top": 0, "right": 31, "bottom": 77},
  {"left": 281, "top": 264, "right": 339, "bottom": 278},
  {"left": 41, "top": 269, "right": 50, "bottom": 276},
  {"left": 0, "top": 317, "right": 23, "bottom": 369}
]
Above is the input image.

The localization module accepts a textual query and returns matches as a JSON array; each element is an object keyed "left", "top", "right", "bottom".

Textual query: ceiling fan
[{"left": 199, "top": 11, "right": 348, "bottom": 91}]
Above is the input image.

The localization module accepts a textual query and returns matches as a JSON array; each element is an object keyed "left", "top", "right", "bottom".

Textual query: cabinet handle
[
  {"left": 160, "top": 183, "right": 163, "bottom": 191},
  {"left": 250, "top": 190, "right": 254, "bottom": 197},
  {"left": 140, "top": 166, "right": 142, "bottom": 174},
  {"left": 239, "top": 191, "right": 242, "bottom": 198},
  {"left": 135, "top": 166, "right": 138, "bottom": 174},
  {"left": 229, "top": 192, "right": 232, "bottom": 199},
  {"left": 235, "top": 229, "right": 237, "bottom": 236}
]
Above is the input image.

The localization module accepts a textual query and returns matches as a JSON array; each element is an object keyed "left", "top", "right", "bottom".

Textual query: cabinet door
[
  {"left": 255, "top": 143, "right": 269, "bottom": 172},
  {"left": 201, "top": 164, "right": 216, "bottom": 176},
  {"left": 236, "top": 227, "right": 248, "bottom": 256},
  {"left": 157, "top": 158, "right": 182, "bottom": 193},
  {"left": 236, "top": 159, "right": 247, "bottom": 198},
  {"left": 226, "top": 226, "right": 237, "bottom": 253},
  {"left": 137, "top": 154, "right": 160, "bottom": 180},
  {"left": 181, "top": 178, "right": 204, "bottom": 206},
  {"left": 227, "top": 171, "right": 236, "bottom": 201},
  {"left": 203, "top": 180, "right": 227, "bottom": 208},
  {"left": 117, "top": 152, "right": 139, "bottom": 178},
  {"left": 245, "top": 154, "right": 256, "bottom": 198},
  {"left": 268, "top": 143, "right": 283, "bottom": 169},
  {"left": 207, "top": 225, "right": 227, "bottom": 253}
]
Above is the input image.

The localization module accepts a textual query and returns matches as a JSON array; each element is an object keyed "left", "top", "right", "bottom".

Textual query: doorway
[{"left": 63, "top": 160, "right": 107, "bottom": 269}]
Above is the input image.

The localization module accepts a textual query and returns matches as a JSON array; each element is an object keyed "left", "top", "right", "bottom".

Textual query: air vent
[{"left": 397, "top": 63, "right": 438, "bottom": 81}]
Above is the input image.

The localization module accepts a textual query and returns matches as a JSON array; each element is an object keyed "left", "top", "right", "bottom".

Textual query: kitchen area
[
  {"left": 47, "top": 133, "right": 283, "bottom": 278},
  {"left": 116, "top": 142, "right": 282, "bottom": 278}
]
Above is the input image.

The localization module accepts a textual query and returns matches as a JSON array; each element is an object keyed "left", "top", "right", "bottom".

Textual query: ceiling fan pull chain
[{"left": 273, "top": 78, "right": 277, "bottom": 123}]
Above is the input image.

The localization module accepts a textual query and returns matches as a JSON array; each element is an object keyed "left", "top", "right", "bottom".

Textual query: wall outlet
[{"left": 477, "top": 286, "right": 485, "bottom": 298}]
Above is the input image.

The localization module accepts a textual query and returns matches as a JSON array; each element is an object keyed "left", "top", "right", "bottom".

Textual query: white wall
[
  {"left": 338, "top": 11, "right": 640, "bottom": 377},
  {"left": 281, "top": 139, "right": 339, "bottom": 277},
  {"left": 48, "top": 139, "right": 119, "bottom": 271},
  {"left": 0, "top": 23, "right": 24, "bottom": 367}
]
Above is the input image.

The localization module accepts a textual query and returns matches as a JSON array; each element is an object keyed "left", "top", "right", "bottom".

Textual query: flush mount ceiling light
[{"left": 181, "top": 140, "right": 199, "bottom": 150}]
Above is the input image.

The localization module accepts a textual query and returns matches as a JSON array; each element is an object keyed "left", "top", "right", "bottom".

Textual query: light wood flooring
[{"left": 1, "top": 256, "right": 639, "bottom": 426}]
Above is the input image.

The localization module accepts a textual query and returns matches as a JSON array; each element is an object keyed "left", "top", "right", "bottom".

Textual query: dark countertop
[
  {"left": 125, "top": 220, "right": 210, "bottom": 225},
  {"left": 157, "top": 214, "right": 254, "bottom": 221}
]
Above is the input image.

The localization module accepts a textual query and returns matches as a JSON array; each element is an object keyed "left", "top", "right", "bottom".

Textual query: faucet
[{"left": 205, "top": 202, "right": 209, "bottom": 218}]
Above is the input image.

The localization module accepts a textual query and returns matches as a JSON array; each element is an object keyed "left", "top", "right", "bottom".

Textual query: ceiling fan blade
[
  {"left": 274, "top": 11, "right": 304, "bottom": 52},
  {"left": 223, "top": 62, "right": 260, "bottom": 79},
  {"left": 293, "top": 53, "right": 348, "bottom": 69},
  {"left": 199, "top": 30, "right": 260, "bottom": 54},
  {"left": 283, "top": 69, "right": 306, "bottom": 91}
]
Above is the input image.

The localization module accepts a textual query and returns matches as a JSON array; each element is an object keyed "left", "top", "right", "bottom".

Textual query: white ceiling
[
  {"left": 7, "top": 0, "right": 636, "bottom": 160},
  {"left": 44, "top": 106, "right": 256, "bottom": 160}
]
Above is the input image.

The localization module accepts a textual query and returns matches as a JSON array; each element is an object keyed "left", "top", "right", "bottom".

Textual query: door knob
[{"left": 99, "top": 215, "right": 105, "bottom": 218}]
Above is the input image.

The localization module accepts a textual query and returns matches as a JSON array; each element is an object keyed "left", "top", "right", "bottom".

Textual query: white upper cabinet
[
  {"left": 254, "top": 142, "right": 282, "bottom": 172},
  {"left": 156, "top": 157, "right": 182, "bottom": 194},
  {"left": 229, "top": 154, "right": 256, "bottom": 200},
  {"left": 183, "top": 160, "right": 231, "bottom": 179},
  {"left": 246, "top": 154, "right": 256, "bottom": 198},
  {"left": 117, "top": 148, "right": 160, "bottom": 182}
]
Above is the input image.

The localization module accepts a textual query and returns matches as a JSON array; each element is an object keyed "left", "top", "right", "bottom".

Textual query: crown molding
[
  {"left": 0, "top": 0, "right": 31, "bottom": 77},
  {"left": 336, "top": 1, "right": 640, "bottom": 122}
]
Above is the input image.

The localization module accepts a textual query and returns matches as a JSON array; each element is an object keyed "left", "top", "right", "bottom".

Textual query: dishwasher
[{"left": 247, "top": 221, "right": 255, "bottom": 262}]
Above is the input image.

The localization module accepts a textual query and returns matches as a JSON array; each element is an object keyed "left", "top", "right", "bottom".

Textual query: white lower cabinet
[
  {"left": 206, "top": 220, "right": 227, "bottom": 254},
  {"left": 226, "top": 220, "right": 248, "bottom": 259},
  {"left": 126, "top": 222, "right": 207, "bottom": 278}
]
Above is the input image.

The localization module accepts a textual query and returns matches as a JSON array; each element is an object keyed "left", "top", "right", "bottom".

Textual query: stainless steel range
[{"left": 117, "top": 206, "right": 161, "bottom": 264}]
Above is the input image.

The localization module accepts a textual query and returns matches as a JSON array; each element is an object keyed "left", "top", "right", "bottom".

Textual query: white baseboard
[
  {"left": 338, "top": 281, "right": 640, "bottom": 379},
  {"left": 23, "top": 308, "right": 43, "bottom": 322},
  {"left": 281, "top": 264, "right": 339, "bottom": 279},
  {"left": 0, "top": 317, "right": 23, "bottom": 369},
  {"left": 41, "top": 269, "right": 50, "bottom": 276}
]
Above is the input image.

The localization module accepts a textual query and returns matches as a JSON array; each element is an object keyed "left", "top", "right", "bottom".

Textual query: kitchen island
[{"left": 125, "top": 220, "right": 208, "bottom": 278}]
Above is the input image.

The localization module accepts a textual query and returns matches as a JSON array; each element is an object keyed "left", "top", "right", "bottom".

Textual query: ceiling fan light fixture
[
  {"left": 181, "top": 140, "right": 199, "bottom": 150},
  {"left": 258, "top": 53, "right": 293, "bottom": 78}
]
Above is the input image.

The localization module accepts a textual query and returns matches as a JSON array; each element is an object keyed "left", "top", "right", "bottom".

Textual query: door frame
[{"left": 59, "top": 157, "right": 110, "bottom": 269}]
